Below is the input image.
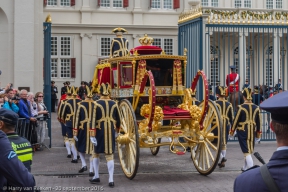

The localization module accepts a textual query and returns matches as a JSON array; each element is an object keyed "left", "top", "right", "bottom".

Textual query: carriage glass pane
[
  {"left": 201, "top": 0, "right": 208, "bottom": 6},
  {"left": 113, "top": 68, "right": 118, "bottom": 88},
  {"left": 60, "top": 0, "right": 70, "bottom": 6},
  {"left": 61, "top": 59, "right": 71, "bottom": 78},
  {"left": 101, "top": 0, "right": 110, "bottom": 7},
  {"left": 60, "top": 37, "right": 71, "bottom": 56},
  {"left": 163, "top": 0, "right": 172, "bottom": 9},
  {"left": 234, "top": 0, "right": 241, "bottom": 8},
  {"left": 101, "top": 38, "right": 111, "bottom": 56},
  {"left": 120, "top": 64, "right": 133, "bottom": 87},
  {"left": 47, "top": 0, "right": 57, "bottom": 6},
  {"left": 151, "top": 0, "right": 161, "bottom": 8},
  {"left": 276, "top": 0, "right": 282, "bottom": 9},
  {"left": 51, "top": 37, "right": 57, "bottom": 56},
  {"left": 266, "top": 0, "right": 273, "bottom": 9},
  {"left": 113, "top": 0, "right": 123, "bottom": 7},
  {"left": 51, "top": 59, "right": 58, "bottom": 78}
]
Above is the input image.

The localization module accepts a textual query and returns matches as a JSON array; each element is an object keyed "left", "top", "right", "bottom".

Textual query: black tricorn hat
[
  {"left": 215, "top": 86, "right": 226, "bottom": 96},
  {"left": 81, "top": 81, "right": 85, "bottom": 85},
  {"left": 63, "top": 82, "right": 67, "bottom": 85},
  {"left": 260, "top": 91, "right": 288, "bottom": 124},
  {"left": 51, "top": 81, "right": 55, "bottom": 84},
  {"left": 66, "top": 81, "right": 70, "bottom": 85}
]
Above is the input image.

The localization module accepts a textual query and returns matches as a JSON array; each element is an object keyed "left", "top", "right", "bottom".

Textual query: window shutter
[
  {"left": 98, "top": 0, "right": 101, "bottom": 6},
  {"left": 44, "top": 0, "right": 47, "bottom": 6},
  {"left": 150, "top": 0, "right": 152, "bottom": 8},
  {"left": 173, "top": 0, "right": 180, "bottom": 9},
  {"left": 123, "top": 0, "right": 129, "bottom": 7},
  {"left": 71, "top": 58, "right": 76, "bottom": 78},
  {"left": 71, "top": 0, "right": 75, "bottom": 6}
]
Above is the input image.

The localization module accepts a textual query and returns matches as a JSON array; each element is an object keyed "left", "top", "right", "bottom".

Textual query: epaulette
[{"left": 242, "top": 165, "right": 260, "bottom": 173}]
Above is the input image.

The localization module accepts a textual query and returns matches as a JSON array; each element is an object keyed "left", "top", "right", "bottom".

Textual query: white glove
[
  {"left": 255, "top": 138, "right": 261, "bottom": 143},
  {"left": 228, "top": 135, "right": 234, "bottom": 140},
  {"left": 90, "top": 137, "right": 97, "bottom": 146},
  {"left": 73, "top": 136, "right": 78, "bottom": 142}
]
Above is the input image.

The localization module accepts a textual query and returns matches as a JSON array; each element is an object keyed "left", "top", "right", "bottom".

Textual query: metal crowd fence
[
  {"left": 229, "top": 111, "right": 276, "bottom": 142},
  {"left": 15, "top": 117, "right": 50, "bottom": 149}
]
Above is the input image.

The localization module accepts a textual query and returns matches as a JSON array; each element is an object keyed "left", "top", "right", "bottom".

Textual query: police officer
[
  {"left": 89, "top": 83, "right": 121, "bottom": 188},
  {"left": 234, "top": 91, "right": 288, "bottom": 192},
  {"left": 110, "top": 27, "right": 129, "bottom": 57},
  {"left": 51, "top": 81, "right": 58, "bottom": 112},
  {"left": 215, "top": 86, "right": 234, "bottom": 168},
  {"left": 0, "top": 108, "right": 35, "bottom": 191},
  {"left": 230, "top": 88, "right": 262, "bottom": 171}
]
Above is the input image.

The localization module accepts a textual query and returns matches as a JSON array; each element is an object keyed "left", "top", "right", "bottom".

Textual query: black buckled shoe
[
  {"left": 89, "top": 178, "right": 100, "bottom": 184},
  {"left": 218, "top": 157, "right": 227, "bottom": 168},
  {"left": 67, "top": 154, "right": 71, "bottom": 158},
  {"left": 78, "top": 166, "right": 87, "bottom": 173},
  {"left": 71, "top": 159, "right": 78, "bottom": 163},
  {"left": 109, "top": 182, "right": 114, "bottom": 188},
  {"left": 186, "top": 147, "right": 191, "bottom": 152},
  {"left": 89, "top": 172, "right": 94, "bottom": 177},
  {"left": 77, "top": 155, "right": 80, "bottom": 160}
]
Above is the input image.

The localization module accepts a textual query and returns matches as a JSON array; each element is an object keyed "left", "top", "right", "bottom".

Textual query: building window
[
  {"left": 100, "top": 0, "right": 110, "bottom": 7},
  {"left": 51, "top": 36, "right": 73, "bottom": 78},
  {"left": 266, "top": 46, "right": 273, "bottom": 85},
  {"left": 233, "top": 47, "right": 251, "bottom": 79},
  {"left": 266, "top": 0, "right": 282, "bottom": 9},
  {"left": 47, "top": 0, "right": 57, "bottom": 6},
  {"left": 201, "top": 0, "right": 218, "bottom": 7},
  {"left": 151, "top": 0, "right": 172, "bottom": 9},
  {"left": 60, "top": 0, "right": 70, "bottom": 6},
  {"left": 210, "top": 46, "right": 219, "bottom": 84},
  {"left": 235, "top": 0, "right": 251, "bottom": 8},
  {"left": 100, "top": 0, "right": 126, "bottom": 8},
  {"left": 113, "top": 0, "right": 122, "bottom": 7},
  {"left": 153, "top": 38, "right": 173, "bottom": 55},
  {"left": 101, "top": 37, "right": 111, "bottom": 56}
]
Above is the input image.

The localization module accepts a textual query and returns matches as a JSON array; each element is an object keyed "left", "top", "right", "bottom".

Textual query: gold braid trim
[
  {"left": 134, "top": 60, "right": 146, "bottom": 94},
  {"left": 175, "top": 60, "right": 183, "bottom": 94},
  {"left": 172, "top": 61, "right": 177, "bottom": 94}
]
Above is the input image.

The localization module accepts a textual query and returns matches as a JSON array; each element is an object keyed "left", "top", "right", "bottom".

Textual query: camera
[{"left": 44, "top": 113, "right": 51, "bottom": 119}]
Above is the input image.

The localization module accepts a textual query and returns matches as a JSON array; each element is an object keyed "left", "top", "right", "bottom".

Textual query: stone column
[
  {"left": 238, "top": 30, "right": 246, "bottom": 88},
  {"left": 273, "top": 32, "right": 280, "bottom": 86},
  {"left": 80, "top": 33, "right": 92, "bottom": 82},
  {"left": 81, "top": 0, "right": 91, "bottom": 24},
  {"left": 133, "top": 0, "right": 143, "bottom": 25}
]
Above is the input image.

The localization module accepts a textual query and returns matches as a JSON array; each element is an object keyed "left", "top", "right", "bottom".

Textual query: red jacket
[{"left": 226, "top": 72, "right": 240, "bottom": 93}]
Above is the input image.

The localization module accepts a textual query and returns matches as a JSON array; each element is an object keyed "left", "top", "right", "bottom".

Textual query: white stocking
[
  {"left": 222, "top": 150, "right": 226, "bottom": 158},
  {"left": 70, "top": 141, "right": 78, "bottom": 160},
  {"left": 79, "top": 152, "right": 87, "bottom": 167},
  {"left": 246, "top": 154, "right": 253, "bottom": 169},
  {"left": 89, "top": 156, "right": 94, "bottom": 172},
  {"left": 107, "top": 160, "right": 114, "bottom": 183},
  {"left": 219, "top": 153, "right": 223, "bottom": 163},
  {"left": 92, "top": 158, "right": 99, "bottom": 179},
  {"left": 65, "top": 141, "right": 71, "bottom": 155},
  {"left": 242, "top": 157, "right": 247, "bottom": 170}
]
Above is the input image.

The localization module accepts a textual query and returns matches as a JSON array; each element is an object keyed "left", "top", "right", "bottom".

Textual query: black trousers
[{"left": 51, "top": 99, "right": 56, "bottom": 112}]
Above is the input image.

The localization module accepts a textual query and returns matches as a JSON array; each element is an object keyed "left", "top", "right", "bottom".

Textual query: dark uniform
[
  {"left": 110, "top": 27, "right": 129, "bottom": 57},
  {"left": 62, "top": 86, "right": 81, "bottom": 162},
  {"left": 234, "top": 89, "right": 288, "bottom": 192},
  {"left": 89, "top": 83, "right": 121, "bottom": 188},
  {"left": 0, "top": 109, "right": 35, "bottom": 191},
  {"left": 51, "top": 81, "right": 58, "bottom": 112},
  {"left": 61, "top": 82, "right": 67, "bottom": 96},
  {"left": 78, "top": 81, "right": 88, "bottom": 100},
  {"left": 215, "top": 86, "right": 234, "bottom": 168},
  {"left": 230, "top": 88, "right": 261, "bottom": 171},
  {"left": 209, "top": 86, "right": 216, "bottom": 101},
  {"left": 7, "top": 133, "right": 33, "bottom": 172},
  {"left": 252, "top": 86, "right": 264, "bottom": 105}
]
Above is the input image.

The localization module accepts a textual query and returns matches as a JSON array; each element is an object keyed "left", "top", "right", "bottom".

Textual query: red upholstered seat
[
  {"left": 162, "top": 106, "right": 190, "bottom": 116},
  {"left": 130, "top": 45, "right": 162, "bottom": 55}
]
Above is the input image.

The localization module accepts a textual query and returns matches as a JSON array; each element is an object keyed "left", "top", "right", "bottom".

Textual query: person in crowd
[
  {"left": 27, "top": 92, "right": 38, "bottom": 146},
  {"left": 230, "top": 88, "right": 262, "bottom": 171},
  {"left": 0, "top": 108, "right": 33, "bottom": 172},
  {"left": 226, "top": 66, "right": 240, "bottom": 94},
  {"left": 51, "top": 81, "right": 58, "bottom": 112},
  {"left": 61, "top": 81, "right": 68, "bottom": 96},
  {"left": 18, "top": 90, "right": 37, "bottom": 142},
  {"left": 78, "top": 81, "right": 88, "bottom": 100},
  {"left": 242, "top": 79, "right": 250, "bottom": 89},
  {"left": 74, "top": 86, "right": 97, "bottom": 177},
  {"left": 234, "top": 91, "right": 288, "bottom": 191},
  {"left": 57, "top": 87, "right": 72, "bottom": 158},
  {"left": 0, "top": 83, "right": 12, "bottom": 94},
  {"left": 35, "top": 92, "right": 49, "bottom": 150},
  {"left": 0, "top": 108, "right": 35, "bottom": 191},
  {"left": 275, "top": 78, "right": 282, "bottom": 89},
  {"left": 215, "top": 86, "right": 234, "bottom": 168},
  {"left": 89, "top": 83, "right": 121, "bottom": 188},
  {"left": 62, "top": 86, "right": 81, "bottom": 164},
  {"left": 252, "top": 86, "right": 264, "bottom": 105},
  {"left": 2, "top": 89, "right": 19, "bottom": 113}
]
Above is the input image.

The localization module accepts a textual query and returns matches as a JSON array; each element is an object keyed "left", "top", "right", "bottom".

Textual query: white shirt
[{"left": 276, "top": 146, "right": 288, "bottom": 151}]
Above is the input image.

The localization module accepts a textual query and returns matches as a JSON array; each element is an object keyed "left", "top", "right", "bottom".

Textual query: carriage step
[{"left": 176, "top": 151, "right": 185, "bottom": 155}]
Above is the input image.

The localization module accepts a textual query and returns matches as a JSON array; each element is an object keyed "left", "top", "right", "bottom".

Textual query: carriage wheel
[
  {"left": 191, "top": 100, "right": 222, "bottom": 176},
  {"left": 117, "top": 99, "right": 139, "bottom": 180},
  {"left": 150, "top": 138, "right": 161, "bottom": 156}
]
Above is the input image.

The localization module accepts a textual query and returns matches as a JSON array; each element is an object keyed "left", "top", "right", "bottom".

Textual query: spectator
[
  {"left": 2, "top": 89, "right": 19, "bottom": 113},
  {"left": 18, "top": 89, "right": 37, "bottom": 143},
  {"left": 35, "top": 92, "right": 49, "bottom": 150},
  {"left": 27, "top": 92, "right": 38, "bottom": 146},
  {"left": 0, "top": 83, "right": 12, "bottom": 94},
  {"left": 0, "top": 108, "right": 35, "bottom": 191},
  {"left": 51, "top": 81, "right": 58, "bottom": 112}
]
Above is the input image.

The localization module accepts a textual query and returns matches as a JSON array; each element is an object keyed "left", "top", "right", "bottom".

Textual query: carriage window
[{"left": 120, "top": 64, "right": 133, "bottom": 87}]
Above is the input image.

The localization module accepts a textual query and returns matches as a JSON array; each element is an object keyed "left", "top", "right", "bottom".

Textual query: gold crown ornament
[{"left": 139, "top": 34, "right": 154, "bottom": 46}]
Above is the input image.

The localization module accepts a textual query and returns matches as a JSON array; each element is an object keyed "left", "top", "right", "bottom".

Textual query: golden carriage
[{"left": 92, "top": 34, "right": 223, "bottom": 179}]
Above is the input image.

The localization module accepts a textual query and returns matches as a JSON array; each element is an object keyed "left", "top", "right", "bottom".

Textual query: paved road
[{"left": 31, "top": 113, "right": 277, "bottom": 192}]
